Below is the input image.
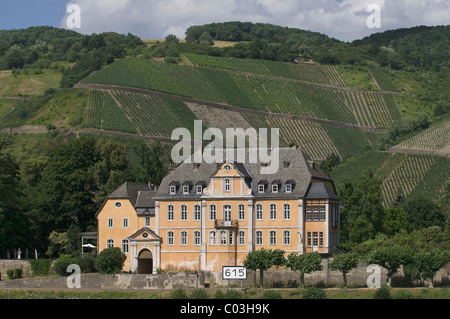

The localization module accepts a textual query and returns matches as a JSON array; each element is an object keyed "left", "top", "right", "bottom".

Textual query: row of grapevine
[
  {"left": 184, "top": 53, "right": 347, "bottom": 88},
  {"left": 86, "top": 90, "right": 103, "bottom": 129},
  {"left": 342, "top": 91, "right": 396, "bottom": 128},
  {"left": 368, "top": 66, "right": 399, "bottom": 92},
  {"left": 395, "top": 119, "right": 450, "bottom": 152},
  {"left": 111, "top": 91, "right": 200, "bottom": 137},
  {"left": 381, "top": 154, "right": 435, "bottom": 207},
  {"left": 101, "top": 92, "right": 137, "bottom": 134},
  {"left": 268, "top": 117, "right": 341, "bottom": 160}
]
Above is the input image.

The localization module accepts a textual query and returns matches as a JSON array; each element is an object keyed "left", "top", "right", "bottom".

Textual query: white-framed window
[
  {"left": 269, "top": 230, "right": 277, "bottom": 245},
  {"left": 196, "top": 185, "right": 203, "bottom": 194},
  {"left": 255, "top": 230, "right": 263, "bottom": 245},
  {"left": 283, "top": 230, "right": 290, "bottom": 245},
  {"left": 209, "top": 204, "right": 216, "bottom": 220},
  {"left": 313, "top": 207, "right": 320, "bottom": 221},
  {"left": 181, "top": 231, "right": 187, "bottom": 246},
  {"left": 228, "top": 230, "right": 234, "bottom": 246},
  {"left": 320, "top": 206, "right": 326, "bottom": 221},
  {"left": 194, "top": 204, "right": 201, "bottom": 221},
  {"left": 319, "top": 232, "right": 324, "bottom": 247},
  {"left": 313, "top": 232, "right": 318, "bottom": 247},
  {"left": 122, "top": 239, "right": 129, "bottom": 253},
  {"left": 256, "top": 204, "right": 263, "bottom": 220},
  {"left": 258, "top": 184, "right": 264, "bottom": 193},
  {"left": 270, "top": 204, "right": 277, "bottom": 220},
  {"left": 122, "top": 218, "right": 128, "bottom": 228},
  {"left": 307, "top": 232, "right": 312, "bottom": 247},
  {"left": 209, "top": 231, "right": 217, "bottom": 245},
  {"left": 170, "top": 185, "right": 176, "bottom": 194},
  {"left": 272, "top": 184, "right": 278, "bottom": 193},
  {"left": 219, "top": 230, "right": 227, "bottom": 245},
  {"left": 183, "top": 185, "right": 189, "bottom": 194},
  {"left": 167, "top": 231, "right": 174, "bottom": 246},
  {"left": 283, "top": 203, "right": 290, "bottom": 220},
  {"left": 223, "top": 204, "right": 232, "bottom": 221},
  {"left": 167, "top": 204, "right": 174, "bottom": 221},
  {"left": 238, "top": 204, "right": 245, "bottom": 220},
  {"left": 194, "top": 231, "right": 201, "bottom": 246},
  {"left": 285, "top": 183, "right": 292, "bottom": 193},
  {"left": 115, "top": 201, "right": 122, "bottom": 208},
  {"left": 107, "top": 218, "right": 113, "bottom": 228},
  {"left": 145, "top": 216, "right": 151, "bottom": 227},
  {"left": 238, "top": 231, "right": 245, "bottom": 246},
  {"left": 180, "top": 204, "right": 187, "bottom": 221},
  {"left": 107, "top": 239, "right": 114, "bottom": 248},
  {"left": 224, "top": 178, "right": 231, "bottom": 192}
]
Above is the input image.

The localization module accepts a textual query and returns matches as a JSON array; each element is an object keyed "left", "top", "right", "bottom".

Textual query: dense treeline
[
  {"left": 0, "top": 26, "right": 146, "bottom": 88},
  {"left": 0, "top": 132, "right": 169, "bottom": 258}
]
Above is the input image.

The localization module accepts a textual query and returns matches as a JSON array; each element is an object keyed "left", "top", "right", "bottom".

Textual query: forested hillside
[{"left": 0, "top": 22, "right": 448, "bottom": 257}]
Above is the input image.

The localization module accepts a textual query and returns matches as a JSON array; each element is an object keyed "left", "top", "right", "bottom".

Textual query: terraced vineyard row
[
  {"left": 184, "top": 53, "right": 347, "bottom": 87},
  {"left": 381, "top": 154, "right": 435, "bottom": 207},
  {"left": 395, "top": 119, "right": 450, "bottom": 153},
  {"left": 86, "top": 90, "right": 103, "bottom": 129},
  {"left": 342, "top": 91, "right": 397, "bottom": 128},
  {"left": 82, "top": 58, "right": 403, "bottom": 127},
  {"left": 111, "top": 91, "right": 200, "bottom": 137}
]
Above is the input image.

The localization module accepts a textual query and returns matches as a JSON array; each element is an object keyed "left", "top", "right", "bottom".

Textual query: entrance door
[{"left": 138, "top": 249, "right": 153, "bottom": 274}]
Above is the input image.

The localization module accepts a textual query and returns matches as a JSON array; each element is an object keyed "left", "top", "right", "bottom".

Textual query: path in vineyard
[{"left": 74, "top": 82, "right": 387, "bottom": 134}]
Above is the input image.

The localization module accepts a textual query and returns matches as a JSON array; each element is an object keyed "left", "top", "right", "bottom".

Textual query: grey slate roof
[
  {"left": 305, "top": 183, "right": 340, "bottom": 200},
  {"left": 154, "top": 147, "right": 337, "bottom": 200},
  {"left": 109, "top": 182, "right": 156, "bottom": 208}
]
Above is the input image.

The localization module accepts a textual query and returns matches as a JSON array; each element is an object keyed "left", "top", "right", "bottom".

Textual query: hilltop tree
[{"left": 285, "top": 252, "right": 323, "bottom": 288}]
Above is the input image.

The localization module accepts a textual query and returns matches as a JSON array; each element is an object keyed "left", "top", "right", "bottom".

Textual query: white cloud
[{"left": 61, "top": 0, "right": 450, "bottom": 42}]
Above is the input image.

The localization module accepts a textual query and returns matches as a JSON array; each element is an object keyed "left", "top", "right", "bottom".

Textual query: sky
[{"left": 0, "top": 0, "right": 449, "bottom": 42}]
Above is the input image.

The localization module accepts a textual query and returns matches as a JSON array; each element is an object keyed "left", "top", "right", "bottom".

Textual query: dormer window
[
  {"left": 183, "top": 185, "right": 189, "bottom": 194},
  {"left": 272, "top": 184, "right": 278, "bottom": 193},
  {"left": 283, "top": 161, "right": 290, "bottom": 168},
  {"left": 286, "top": 183, "right": 292, "bottom": 193},
  {"left": 258, "top": 184, "right": 265, "bottom": 193},
  {"left": 196, "top": 185, "right": 203, "bottom": 194},
  {"left": 170, "top": 186, "right": 176, "bottom": 194}
]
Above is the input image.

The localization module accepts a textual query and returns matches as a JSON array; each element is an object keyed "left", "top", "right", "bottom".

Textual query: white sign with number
[{"left": 222, "top": 266, "right": 247, "bottom": 280}]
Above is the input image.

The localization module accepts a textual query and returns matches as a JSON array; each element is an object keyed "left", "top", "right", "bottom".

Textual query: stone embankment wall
[{"left": 0, "top": 259, "right": 448, "bottom": 290}]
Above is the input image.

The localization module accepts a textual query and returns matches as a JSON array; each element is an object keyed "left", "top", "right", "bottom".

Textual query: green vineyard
[
  {"left": 184, "top": 53, "right": 347, "bottom": 87},
  {"left": 394, "top": 119, "right": 450, "bottom": 153},
  {"left": 331, "top": 151, "right": 450, "bottom": 207},
  {"left": 82, "top": 57, "right": 403, "bottom": 128}
]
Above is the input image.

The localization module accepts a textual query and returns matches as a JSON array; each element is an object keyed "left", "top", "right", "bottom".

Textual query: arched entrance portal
[{"left": 138, "top": 249, "right": 153, "bottom": 274}]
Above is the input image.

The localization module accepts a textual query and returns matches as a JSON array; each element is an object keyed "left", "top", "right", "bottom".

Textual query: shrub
[
  {"left": 374, "top": 286, "right": 392, "bottom": 299},
  {"left": 190, "top": 289, "right": 209, "bottom": 299},
  {"left": 262, "top": 290, "right": 282, "bottom": 299},
  {"left": 30, "top": 259, "right": 52, "bottom": 276},
  {"left": 302, "top": 287, "right": 327, "bottom": 299},
  {"left": 54, "top": 255, "right": 77, "bottom": 276},
  {"left": 170, "top": 288, "right": 188, "bottom": 299},
  {"left": 14, "top": 268, "right": 22, "bottom": 279},
  {"left": 94, "top": 247, "right": 126, "bottom": 274},
  {"left": 214, "top": 289, "right": 245, "bottom": 299},
  {"left": 7, "top": 269, "right": 15, "bottom": 280},
  {"left": 76, "top": 254, "right": 97, "bottom": 273}
]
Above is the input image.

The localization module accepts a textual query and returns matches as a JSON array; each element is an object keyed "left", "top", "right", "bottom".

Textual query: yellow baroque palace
[{"left": 95, "top": 148, "right": 340, "bottom": 273}]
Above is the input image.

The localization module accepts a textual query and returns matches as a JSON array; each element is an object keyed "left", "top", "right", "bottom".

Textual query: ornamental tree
[
  {"left": 329, "top": 252, "right": 359, "bottom": 288},
  {"left": 367, "top": 245, "right": 414, "bottom": 286},
  {"left": 414, "top": 248, "right": 450, "bottom": 287},
  {"left": 286, "top": 252, "right": 323, "bottom": 288},
  {"left": 243, "top": 248, "right": 285, "bottom": 288}
]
